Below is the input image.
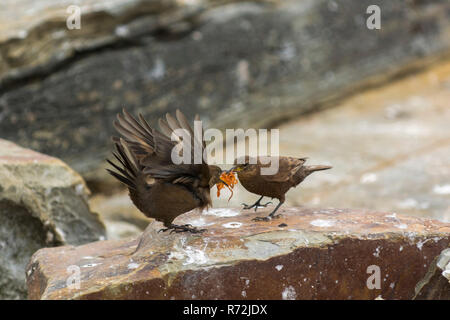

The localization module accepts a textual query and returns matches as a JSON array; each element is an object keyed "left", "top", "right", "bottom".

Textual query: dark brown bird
[
  {"left": 231, "top": 156, "right": 332, "bottom": 221},
  {"left": 107, "top": 109, "right": 227, "bottom": 233}
]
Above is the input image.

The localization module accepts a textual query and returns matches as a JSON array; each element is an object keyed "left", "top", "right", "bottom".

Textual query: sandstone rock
[
  {"left": 26, "top": 207, "right": 450, "bottom": 300},
  {"left": 1, "top": 0, "right": 450, "bottom": 178},
  {"left": 414, "top": 248, "right": 450, "bottom": 299},
  {"left": 0, "top": 139, "right": 106, "bottom": 299}
]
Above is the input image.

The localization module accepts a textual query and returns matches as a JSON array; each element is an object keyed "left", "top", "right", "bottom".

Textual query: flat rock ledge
[{"left": 26, "top": 207, "right": 450, "bottom": 300}]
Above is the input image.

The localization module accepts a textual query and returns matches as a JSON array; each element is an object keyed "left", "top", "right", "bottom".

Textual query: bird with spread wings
[{"left": 107, "top": 109, "right": 228, "bottom": 233}]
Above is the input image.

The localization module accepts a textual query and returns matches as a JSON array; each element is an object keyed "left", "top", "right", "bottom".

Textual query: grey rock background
[{"left": 0, "top": 0, "right": 449, "bottom": 179}]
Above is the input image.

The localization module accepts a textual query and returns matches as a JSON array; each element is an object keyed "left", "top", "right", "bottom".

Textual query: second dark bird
[
  {"left": 107, "top": 109, "right": 228, "bottom": 233},
  {"left": 231, "top": 156, "right": 331, "bottom": 221}
]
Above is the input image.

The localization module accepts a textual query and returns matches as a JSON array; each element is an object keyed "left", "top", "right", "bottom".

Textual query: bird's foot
[
  {"left": 254, "top": 201, "right": 273, "bottom": 211},
  {"left": 252, "top": 214, "right": 282, "bottom": 222},
  {"left": 241, "top": 203, "right": 254, "bottom": 210},
  {"left": 242, "top": 201, "right": 272, "bottom": 211},
  {"left": 159, "top": 224, "right": 206, "bottom": 234}
]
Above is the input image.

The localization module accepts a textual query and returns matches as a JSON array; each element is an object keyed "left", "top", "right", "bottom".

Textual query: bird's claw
[
  {"left": 170, "top": 227, "right": 206, "bottom": 234},
  {"left": 159, "top": 224, "right": 206, "bottom": 234},
  {"left": 253, "top": 201, "right": 272, "bottom": 211},
  {"left": 242, "top": 201, "right": 272, "bottom": 211},
  {"left": 241, "top": 203, "right": 252, "bottom": 210}
]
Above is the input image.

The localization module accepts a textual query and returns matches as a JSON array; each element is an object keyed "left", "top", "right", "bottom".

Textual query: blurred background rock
[
  {"left": 1, "top": 0, "right": 449, "bottom": 240},
  {"left": 0, "top": 139, "right": 105, "bottom": 299}
]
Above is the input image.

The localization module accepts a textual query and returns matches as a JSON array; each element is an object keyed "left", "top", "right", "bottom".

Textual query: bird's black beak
[{"left": 228, "top": 166, "right": 239, "bottom": 173}]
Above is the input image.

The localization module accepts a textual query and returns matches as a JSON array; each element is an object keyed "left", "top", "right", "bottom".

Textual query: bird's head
[{"left": 229, "top": 156, "right": 257, "bottom": 174}]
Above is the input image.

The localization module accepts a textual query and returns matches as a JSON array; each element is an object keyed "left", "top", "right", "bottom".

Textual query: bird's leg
[
  {"left": 242, "top": 196, "right": 272, "bottom": 211},
  {"left": 252, "top": 200, "right": 284, "bottom": 222},
  {"left": 159, "top": 224, "right": 206, "bottom": 234}
]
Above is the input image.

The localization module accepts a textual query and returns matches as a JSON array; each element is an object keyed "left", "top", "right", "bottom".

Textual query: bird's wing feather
[
  {"left": 260, "top": 157, "right": 307, "bottom": 182},
  {"left": 154, "top": 110, "right": 209, "bottom": 174},
  {"left": 114, "top": 109, "right": 208, "bottom": 185}
]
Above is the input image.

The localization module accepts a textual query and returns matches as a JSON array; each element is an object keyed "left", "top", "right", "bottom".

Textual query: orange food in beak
[{"left": 216, "top": 171, "right": 238, "bottom": 201}]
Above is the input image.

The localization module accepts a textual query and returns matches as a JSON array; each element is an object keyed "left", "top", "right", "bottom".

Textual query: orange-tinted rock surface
[{"left": 26, "top": 207, "right": 450, "bottom": 300}]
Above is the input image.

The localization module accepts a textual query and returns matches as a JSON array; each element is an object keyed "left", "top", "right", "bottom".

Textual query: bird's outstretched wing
[
  {"left": 106, "top": 140, "right": 141, "bottom": 190},
  {"left": 260, "top": 156, "right": 308, "bottom": 182},
  {"left": 113, "top": 109, "right": 208, "bottom": 183},
  {"left": 157, "top": 109, "right": 206, "bottom": 167}
]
